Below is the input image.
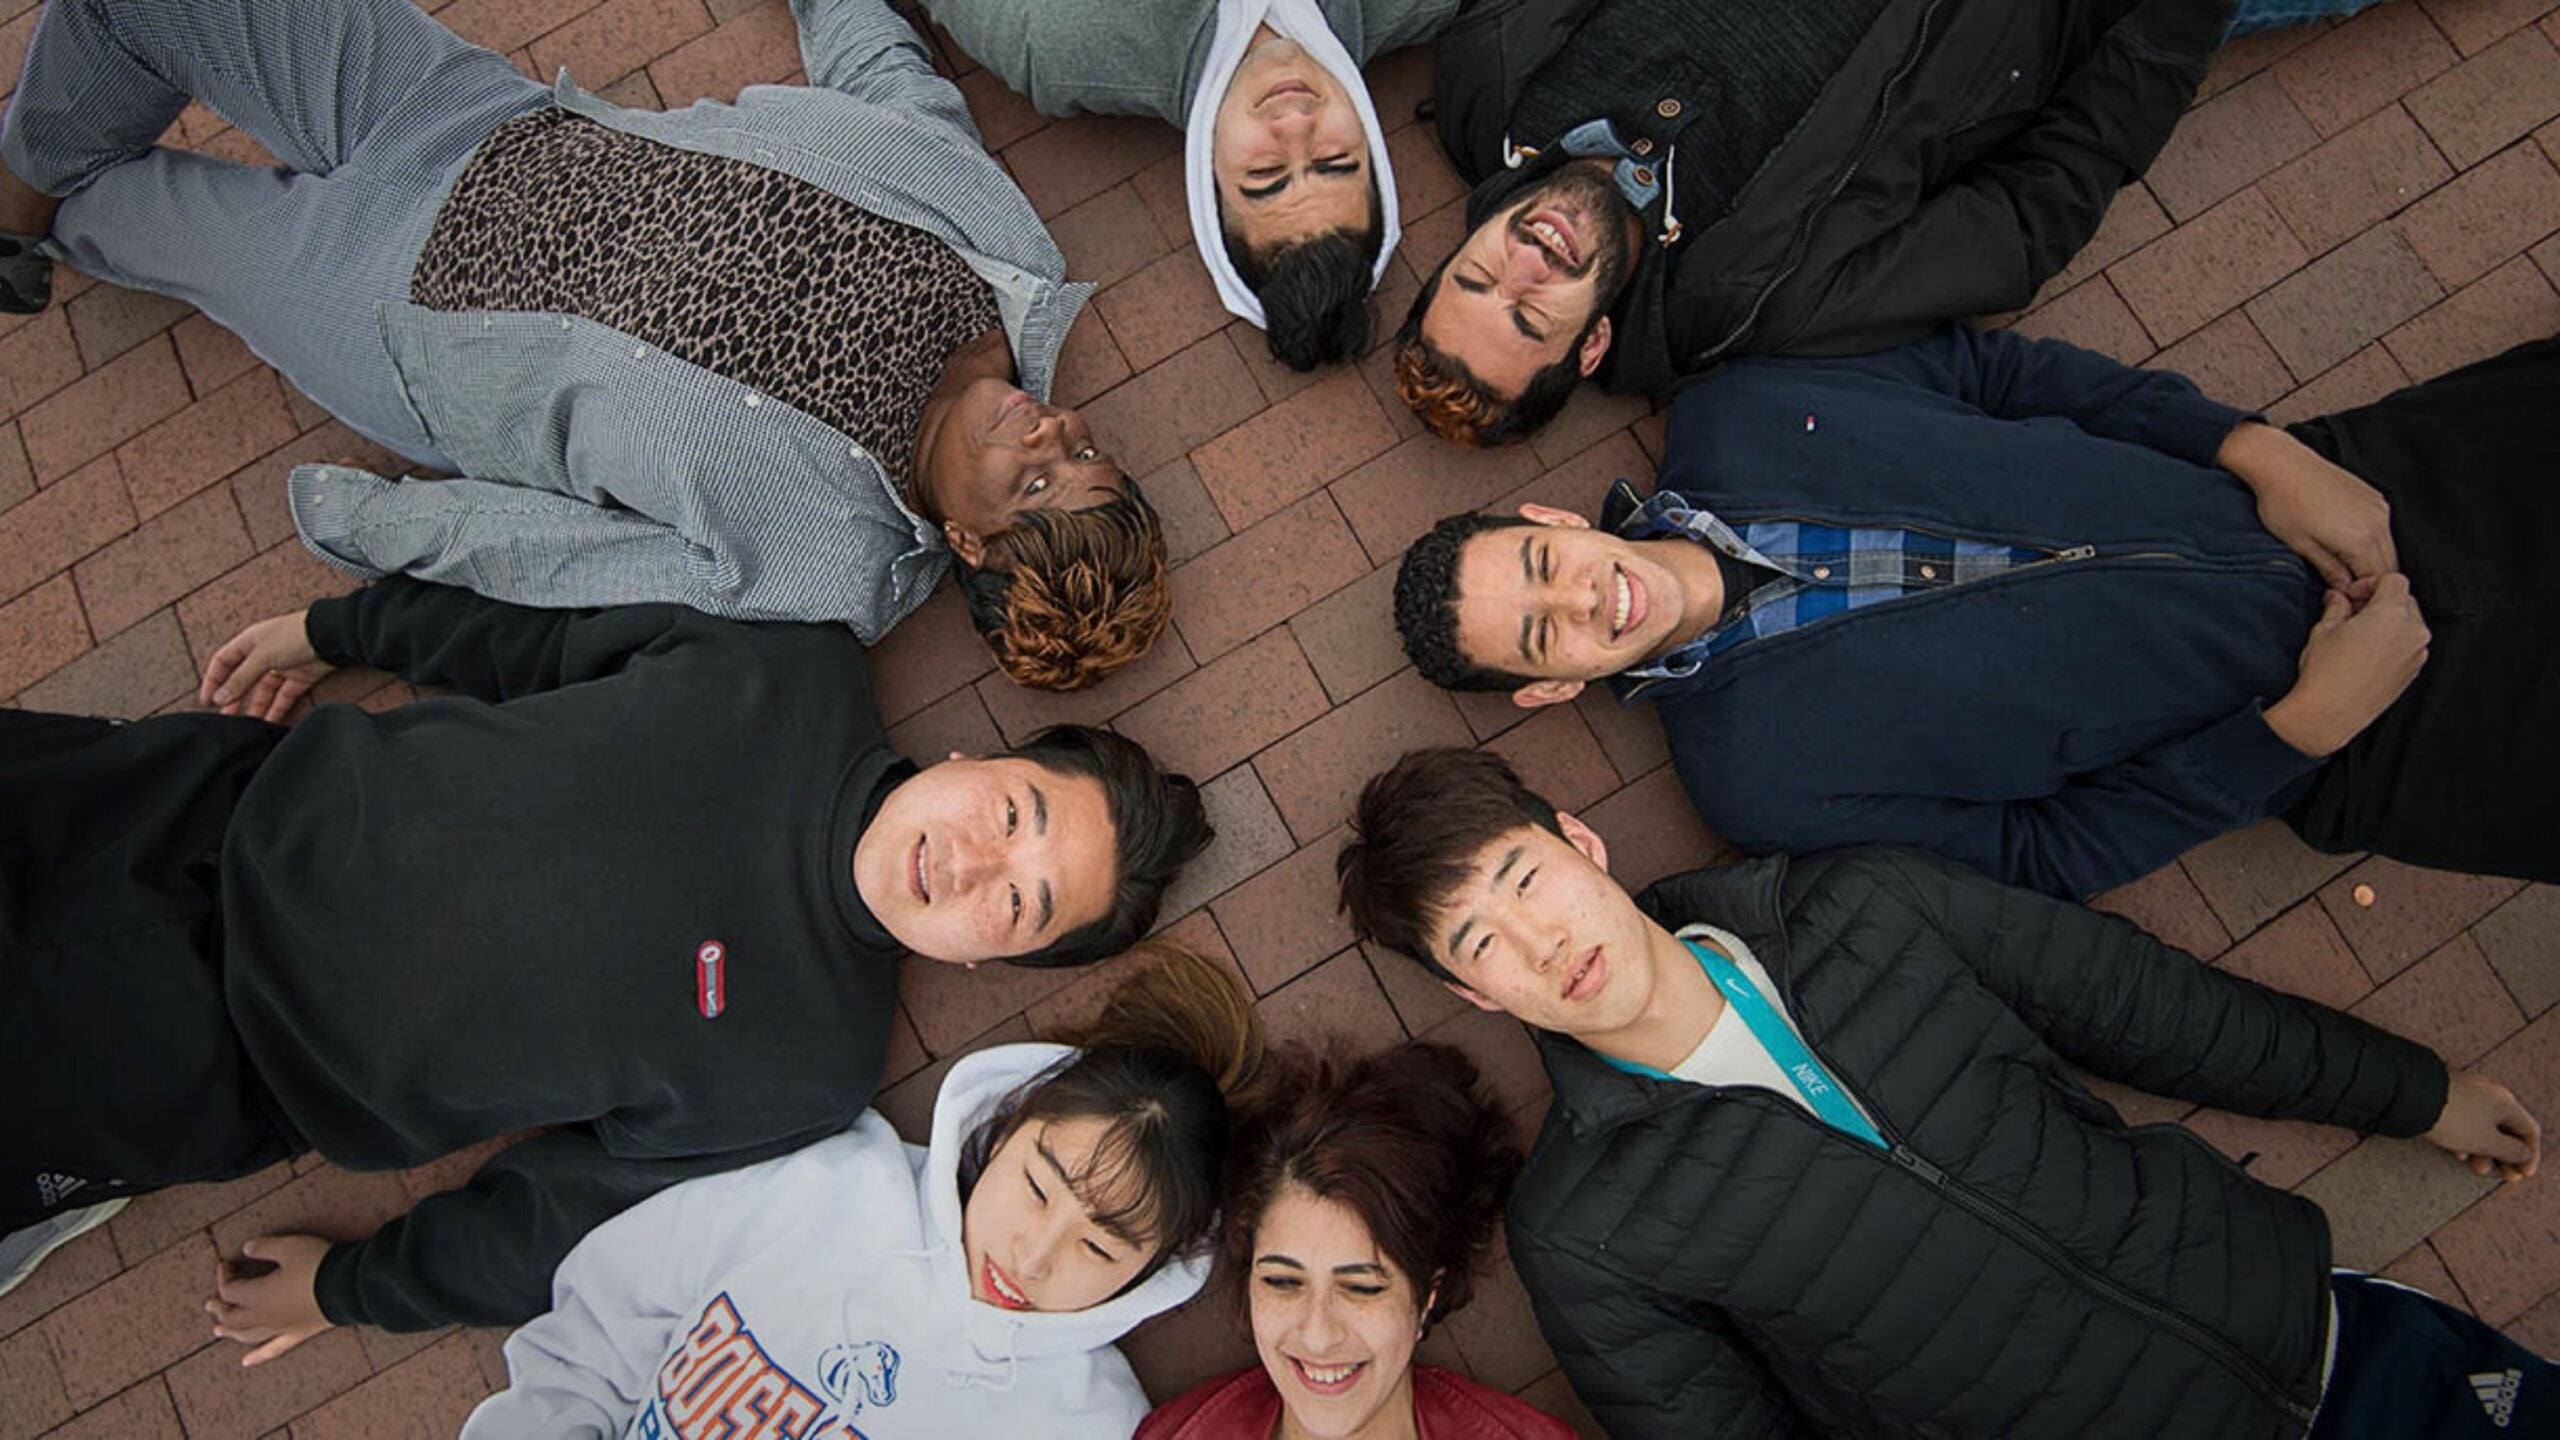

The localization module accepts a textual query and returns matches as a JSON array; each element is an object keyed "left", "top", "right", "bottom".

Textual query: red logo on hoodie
[{"left": 696, "top": 941, "right": 727, "bottom": 1019}]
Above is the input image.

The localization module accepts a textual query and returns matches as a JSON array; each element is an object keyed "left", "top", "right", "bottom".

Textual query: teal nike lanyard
[{"left": 1602, "top": 939, "right": 1886, "bottom": 1150}]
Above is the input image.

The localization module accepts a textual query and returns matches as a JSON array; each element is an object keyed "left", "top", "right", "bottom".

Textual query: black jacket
[
  {"left": 1430, "top": 0, "right": 2235, "bottom": 383},
  {"left": 229, "top": 580, "right": 913, "bottom": 1329},
  {"left": 1508, "top": 849, "right": 2448, "bottom": 1439}
]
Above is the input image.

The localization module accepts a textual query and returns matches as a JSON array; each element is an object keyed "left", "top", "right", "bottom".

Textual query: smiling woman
[
  {"left": 1137, "top": 1044, "right": 1573, "bottom": 1440},
  {"left": 464, "top": 942, "right": 1271, "bottom": 1440}
]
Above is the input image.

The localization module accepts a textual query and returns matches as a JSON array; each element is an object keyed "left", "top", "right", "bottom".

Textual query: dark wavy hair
[
  {"left": 1226, "top": 177, "right": 1385, "bottom": 371},
  {"left": 1220, "top": 1042, "right": 1521, "bottom": 1330},
  {"left": 963, "top": 484, "right": 1171, "bottom": 692},
  {"left": 1394, "top": 510, "right": 1538, "bottom": 692},
  {"left": 1337, "top": 747, "right": 1562, "bottom": 983},
  {"left": 963, "top": 940, "right": 1272, "bottom": 1288},
  {"left": 1391, "top": 261, "right": 1589, "bottom": 447},
  {"left": 1001, "top": 725, "right": 1214, "bottom": 968}
]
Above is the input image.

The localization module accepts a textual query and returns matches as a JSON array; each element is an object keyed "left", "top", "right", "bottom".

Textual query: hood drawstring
[
  {"left": 1658, "top": 143, "right": 1683, "bottom": 245},
  {"left": 949, "top": 1316, "right": 1024, "bottom": 1393}
]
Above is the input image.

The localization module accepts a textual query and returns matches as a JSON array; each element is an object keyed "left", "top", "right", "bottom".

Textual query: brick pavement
[{"left": 4, "top": 0, "right": 2560, "bottom": 1433}]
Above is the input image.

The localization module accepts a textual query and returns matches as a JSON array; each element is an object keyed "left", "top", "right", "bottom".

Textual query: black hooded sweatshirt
[{"left": 221, "top": 579, "right": 914, "bottom": 1329}]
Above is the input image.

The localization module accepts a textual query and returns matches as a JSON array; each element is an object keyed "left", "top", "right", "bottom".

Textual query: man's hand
[
  {"left": 207, "top": 1234, "right": 336, "bottom": 1367},
  {"left": 2218, "top": 421, "right": 2396, "bottom": 589},
  {"left": 200, "top": 608, "right": 331, "bottom": 722},
  {"left": 2424, "top": 1071, "right": 2541, "bottom": 1184},
  {"left": 2263, "top": 573, "right": 2429, "bottom": 758}
]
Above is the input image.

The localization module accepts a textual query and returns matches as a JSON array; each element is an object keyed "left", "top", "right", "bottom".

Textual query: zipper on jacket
[
  {"left": 1721, "top": 925, "right": 2319, "bottom": 1429},
  {"left": 1813, "top": 1063, "right": 2319, "bottom": 1428},
  {"left": 1694, "top": 0, "right": 1946, "bottom": 365}
]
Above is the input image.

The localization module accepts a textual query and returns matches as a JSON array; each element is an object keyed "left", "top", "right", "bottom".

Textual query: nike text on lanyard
[{"left": 1607, "top": 940, "right": 1886, "bottom": 1149}]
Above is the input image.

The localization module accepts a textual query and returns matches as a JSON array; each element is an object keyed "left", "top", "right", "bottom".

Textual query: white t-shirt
[{"left": 1663, "top": 922, "right": 1879, "bottom": 1135}]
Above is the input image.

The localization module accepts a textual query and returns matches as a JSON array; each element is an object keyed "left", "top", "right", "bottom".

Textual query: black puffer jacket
[
  {"left": 1430, "top": 0, "right": 2235, "bottom": 382},
  {"left": 1508, "top": 849, "right": 2448, "bottom": 1439}
]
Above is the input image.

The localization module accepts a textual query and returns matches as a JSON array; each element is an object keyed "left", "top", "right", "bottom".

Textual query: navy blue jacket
[{"left": 1630, "top": 324, "right": 2326, "bottom": 898}]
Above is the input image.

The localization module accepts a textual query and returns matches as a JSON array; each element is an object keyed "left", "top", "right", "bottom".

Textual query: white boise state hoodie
[{"left": 462, "top": 1044, "right": 1208, "bottom": 1439}]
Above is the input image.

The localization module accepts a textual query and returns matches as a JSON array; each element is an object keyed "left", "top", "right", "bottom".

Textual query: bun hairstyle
[
  {"left": 1219, "top": 1042, "right": 1521, "bottom": 1330},
  {"left": 961, "top": 941, "right": 1270, "bottom": 1283}
]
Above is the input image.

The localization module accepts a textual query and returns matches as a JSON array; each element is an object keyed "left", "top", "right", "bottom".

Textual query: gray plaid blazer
[{"left": 293, "top": 0, "right": 1092, "bottom": 641}]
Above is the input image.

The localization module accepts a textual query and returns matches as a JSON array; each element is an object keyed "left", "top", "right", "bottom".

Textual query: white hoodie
[{"left": 462, "top": 1044, "right": 1208, "bottom": 1439}]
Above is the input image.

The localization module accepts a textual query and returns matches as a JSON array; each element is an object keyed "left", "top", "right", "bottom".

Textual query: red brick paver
[{"left": 5, "top": 4, "right": 2558, "bottom": 1436}]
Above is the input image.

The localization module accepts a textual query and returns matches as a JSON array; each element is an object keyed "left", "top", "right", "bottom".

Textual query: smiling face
[
  {"left": 1428, "top": 814, "right": 1673, "bottom": 1042},
  {"left": 1213, "top": 31, "right": 1374, "bottom": 256},
  {"left": 852, "top": 757, "right": 1116, "bottom": 963},
  {"left": 1249, "top": 1186, "right": 1428, "bottom": 1439},
  {"left": 963, "top": 1115, "right": 1156, "bottom": 1314},
  {"left": 1418, "top": 161, "right": 1636, "bottom": 399},
  {"left": 913, "top": 377, "right": 1126, "bottom": 564},
  {"left": 1449, "top": 505, "right": 1724, "bottom": 701}
]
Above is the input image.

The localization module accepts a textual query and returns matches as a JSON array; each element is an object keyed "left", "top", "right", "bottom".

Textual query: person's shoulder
[
  {"left": 1137, "top": 1367, "right": 1276, "bottom": 1440},
  {"left": 1413, "top": 1364, "right": 1580, "bottom": 1438}
]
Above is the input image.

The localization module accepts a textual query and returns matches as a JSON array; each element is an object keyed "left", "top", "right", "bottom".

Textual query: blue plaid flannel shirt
[{"left": 1612, "top": 491, "right": 2050, "bottom": 693}]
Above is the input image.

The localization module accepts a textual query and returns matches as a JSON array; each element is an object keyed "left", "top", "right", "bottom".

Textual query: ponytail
[{"left": 961, "top": 940, "right": 1266, "bottom": 1280}]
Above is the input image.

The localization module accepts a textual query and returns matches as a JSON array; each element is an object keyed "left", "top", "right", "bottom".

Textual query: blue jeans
[
  {"left": 2225, "top": 0, "right": 2391, "bottom": 39},
  {"left": 2310, "top": 1272, "right": 2559, "bottom": 1438}
]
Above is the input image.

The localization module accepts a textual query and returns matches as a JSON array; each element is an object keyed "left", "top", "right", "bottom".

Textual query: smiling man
[
  {"left": 0, "top": 0, "right": 1166, "bottom": 690},
  {"left": 0, "top": 580, "right": 1209, "bottom": 1357},
  {"left": 1337, "top": 746, "right": 2552, "bottom": 1440},
  {"left": 1396, "top": 324, "right": 2560, "bottom": 900},
  {"left": 1391, "top": 0, "right": 2346, "bottom": 445},
  {"left": 925, "top": 0, "right": 1454, "bottom": 369}
]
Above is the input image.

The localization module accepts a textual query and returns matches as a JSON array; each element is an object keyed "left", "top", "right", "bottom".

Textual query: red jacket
[{"left": 1139, "top": 1364, "right": 1579, "bottom": 1440}]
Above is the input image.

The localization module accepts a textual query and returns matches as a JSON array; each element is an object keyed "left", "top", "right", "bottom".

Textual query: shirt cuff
[
  {"left": 312, "top": 1241, "right": 368, "bottom": 1327},
  {"left": 2143, "top": 393, "right": 2259, "bottom": 469},
  {"left": 288, "top": 463, "right": 396, "bottom": 581},
  {"left": 2183, "top": 701, "right": 2326, "bottom": 816}
]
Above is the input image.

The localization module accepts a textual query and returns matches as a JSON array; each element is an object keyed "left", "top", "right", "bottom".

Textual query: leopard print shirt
[{"left": 412, "top": 107, "right": 1000, "bottom": 485}]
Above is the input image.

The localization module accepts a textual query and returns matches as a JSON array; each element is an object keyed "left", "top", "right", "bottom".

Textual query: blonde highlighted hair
[{"left": 963, "top": 485, "right": 1172, "bottom": 692}]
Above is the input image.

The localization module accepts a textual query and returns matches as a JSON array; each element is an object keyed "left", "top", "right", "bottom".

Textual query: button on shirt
[{"left": 1611, "top": 489, "right": 2045, "bottom": 691}]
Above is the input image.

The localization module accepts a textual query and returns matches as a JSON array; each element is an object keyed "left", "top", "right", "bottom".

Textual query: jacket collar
[{"left": 1532, "top": 857, "right": 1795, "bottom": 1140}]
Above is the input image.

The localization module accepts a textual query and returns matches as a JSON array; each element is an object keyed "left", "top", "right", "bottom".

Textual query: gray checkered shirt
[{"left": 291, "top": 1, "right": 1093, "bottom": 642}]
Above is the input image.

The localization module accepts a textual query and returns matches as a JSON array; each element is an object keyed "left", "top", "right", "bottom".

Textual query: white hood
[
  {"left": 464, "top": 1042, "right": 1207, "bottom": 1440},
  {"left": 1185, "top": 0, "right": 1401, "bottom": 327},
  {"left": 915, "top": 1042, "right": 1215, "bottom": 1373}
]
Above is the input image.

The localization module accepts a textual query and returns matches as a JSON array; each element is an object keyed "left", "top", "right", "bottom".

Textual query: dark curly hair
[
  {"left": 1393, "top": 510, "right": 1539, "bottom": 692},
  {"left": 1337, "top": 747, "right": 1562, "bottom": 984},
  {"left": 1219, "top": 1042, "right": 1522, "bottom": 1330},
  {"left": 1226, "top": 177, "right": 1385, "bottom": 372},
  {"left": 999, "top": 725, "right": 1215, "bottom": 969},
  {"left": 962, "top": 483, "right": 1171, "bottom": 692},
  {"left": 1391, "top": 261, "right": 1589, "bottom": 447}
]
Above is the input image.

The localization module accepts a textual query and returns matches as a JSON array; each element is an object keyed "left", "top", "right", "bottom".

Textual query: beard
[{"left": 1506, "top": 163, "right": 1637, "bottom": 315}]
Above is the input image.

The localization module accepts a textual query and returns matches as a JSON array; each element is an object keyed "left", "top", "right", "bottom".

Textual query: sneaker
[
  {"left": 0, "top": 233, "right": 51, "bottom": 315},
  {"left": 0, "top": 1197, "right": 129, "bottom": 1298}
]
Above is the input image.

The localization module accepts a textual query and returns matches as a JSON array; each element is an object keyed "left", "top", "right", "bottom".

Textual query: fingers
[
  {"left": 243, "top": 1331, "right": 305, "bottom": 1368},
  {"left": 2300, "top": 540, "right": 2350, "bottom": 591},
  {"left": 2313, "top": 588, "right": 2353, "bottom": 631},
  {"left": 200, "top": 633, "right": 256, "bottom": 708}
]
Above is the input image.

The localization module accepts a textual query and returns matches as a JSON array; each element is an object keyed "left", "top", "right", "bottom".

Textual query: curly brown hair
[
  {"left": 962, "top": 483, "right": 1171, "bottom": 691},
  {"left": 1218, "top": 1042, "right": 1521, "bottom": 1332},
  {"left": 1392, "top": 265, "right": 1590, "bottom": 448}
]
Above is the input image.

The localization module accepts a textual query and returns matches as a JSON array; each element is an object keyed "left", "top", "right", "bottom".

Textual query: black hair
[
  {"left": 960, "top": 940, "right": 1267, "bottom": 1288},
  {"left": 1337, "top": 747, "right": 1564, "bottom": 983},
  {"left": 1227, "top": 177, "right": 1386, "bottom": 371},
  {"left": 1394, "top": 510, "right": 1541, "bottom": 692},
  {"left": 1000, "top": 725, "right": 1214, "bottom": 968}
]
